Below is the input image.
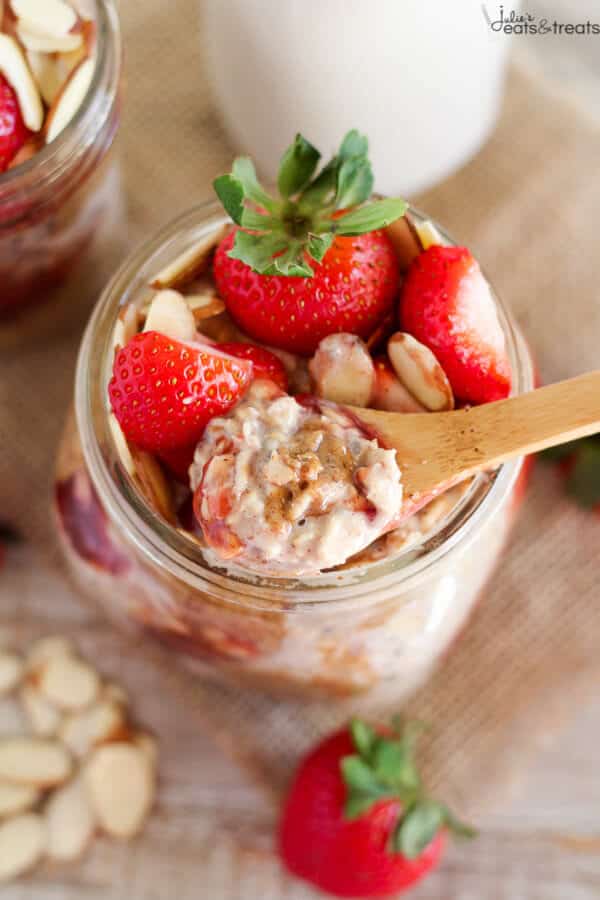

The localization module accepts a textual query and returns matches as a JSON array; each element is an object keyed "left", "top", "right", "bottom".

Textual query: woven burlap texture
[{"left": 1, "top": 3, "right": 600, "bottom": 892}]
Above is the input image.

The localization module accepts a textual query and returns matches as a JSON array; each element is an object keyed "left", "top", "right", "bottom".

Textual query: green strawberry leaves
[
  {"left": 278, "top": 134, "right": 320, "bottom": 198},
  {"left": 341, "top": 718, "right": 476, "bottom": 860},
  {"left": 541, "top": 437, "right": 600, "bottom": 509},
  {"left": 213, "top": 130, "right": 407, "bottom": 277}
]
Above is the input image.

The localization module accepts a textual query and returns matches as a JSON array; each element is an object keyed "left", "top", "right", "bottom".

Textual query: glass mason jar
[
  {"left": 0, "top": 0, "right": 123, "bottom": 343},
  {"left": 54, "top": 202, "right": 534, "bottom": 713}
]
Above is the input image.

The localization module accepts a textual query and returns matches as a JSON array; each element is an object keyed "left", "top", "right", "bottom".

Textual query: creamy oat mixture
[{"left": 190, "top": 380, "right": 403, "bottom": 576}]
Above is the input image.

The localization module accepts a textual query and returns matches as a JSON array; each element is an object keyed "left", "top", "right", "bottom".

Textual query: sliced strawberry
[
  {"left": 217, "top": 342, "right": 289, "bottom": 392},
  {"left": 108, "top": 331, "right": 253, "bottom": 453},
  {"left": 158, "top": 444, "right": 197, "bottom": 483},
  {"left": 0, "top": 74, "right": 32, "bottom": 173},
  {"left": 400, "top": 246, "right": 511, "bottom": 405}
]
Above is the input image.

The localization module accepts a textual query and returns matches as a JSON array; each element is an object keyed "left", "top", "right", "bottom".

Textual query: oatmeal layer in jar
[
  {"left": 54, "top": 133, "right": 534, "bottom": 706},
  {"left": 0, "top": 0, "right": 123, "bottom": 341}
]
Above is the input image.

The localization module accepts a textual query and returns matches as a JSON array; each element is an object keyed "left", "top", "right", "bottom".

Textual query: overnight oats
[
  {"left": 0, "top": 0, "right": 122, "bottom": 339},
  {"left": 54, "top": 132, "right": 534, "bottom": 708}
]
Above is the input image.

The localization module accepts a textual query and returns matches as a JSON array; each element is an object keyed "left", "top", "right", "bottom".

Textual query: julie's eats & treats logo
[{"left": 482, "top": 4, "right": 600, "bottom": 35}]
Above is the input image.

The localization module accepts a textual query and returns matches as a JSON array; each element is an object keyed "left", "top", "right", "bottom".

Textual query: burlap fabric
[{"left": 1, "top": 2, "right": 600, "bottom": 894}]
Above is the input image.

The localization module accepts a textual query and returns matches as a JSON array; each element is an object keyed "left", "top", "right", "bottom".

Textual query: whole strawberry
[
  {"left": 400, "top": 245, "right": 511, "bottom": 405},
  {"left": 213, "top": 131, "right": 406, "bottom": 355},
  {"left": 0, "top": 74, "right": 31, "bottom": 172},
  {"left": 108, "top": 332, "right": 253, "bottom": 453},
  {"left": 279, "top": 719, "right": 474, "bottom": 898}
]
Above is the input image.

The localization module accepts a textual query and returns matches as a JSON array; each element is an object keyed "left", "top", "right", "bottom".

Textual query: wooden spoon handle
[
  {"left": 353, "top": 371, "right": 600, "bottom": 498},
  {"left": 450, "top": 370, "right": 600, "bottom": 466}
]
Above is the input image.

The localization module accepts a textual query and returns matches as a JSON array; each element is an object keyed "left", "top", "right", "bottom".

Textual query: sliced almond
[
  {"left": 150, "top": 225, "right": 229, "bottom": 291},
  {"left": 143, "top": 290, "right": 197, "bottom": 343},
  {"left": 0, "top": 781, "right": 39, "bottom": 818},
  {"left": 44, "top": 55, "right": 93, "bottom": 143},
  {"left": 26, "top": 635, "right": 74, "bottom": 670},
  {"left": 309, "top": 333, "right": 375, "bottom": 407},
  {"left": 59, "top": 698, "right": 125, "bottom": 758},
  {"left": 0, "top": 652, "right": 24, "bottom": 696},
  {"left": 413, "top": 218, "right": 446, "bottom": 250},
  {"left": 188, "top": 293, "right": 225, "bottom": 322},
  {"left": 0, "top": 813, "right": 46, "bottom": 883},
  {"left": 26, "top": 48, "right": 65, "bottom": 105},
  {"left": 108, "top": 414, "right": 136, "bottom": 480},
  {"left": 387, "top": 332, "right": 455, "bottom": 412},
  {"left": 130, "top": 448, "right": 177, "bottom": 525},
  {"left": 36, "top": 654, "right": 100, "bottom": 711},
  {"left": 84, "top": 743, "right": 154, "bottom": 839},
  {"left": 111, "top": 303, "right": 140, "bottom": 353},
  {"left": 16, "top": 21, "right": 83, "bottom": 53},
  {"left": 11, "top": 0, "right": 78, "bottom": 37},
  {"left": 20, "top": 684, "right": 62, "bottom": 737},
  {"left": 45, "top": 775, "right": 95, "bottom": 862},
  {"left": 384, "top": 215, "right": 421, "bottom": 272},
  {"left": 371, "top": 358, "right": 426, "bottom": 414},
  {"left": 0, "top": 737, "right": 72, "bottom": 787},
  {"left": 0, "top": 33, "right": 43, "bottom": 130}
]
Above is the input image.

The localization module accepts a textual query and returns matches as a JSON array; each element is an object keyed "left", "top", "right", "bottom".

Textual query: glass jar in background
[
  {"left": 0, "top": 0, "right": 123, "bottom": 345},
  {"left": 202, "top": 0, "right": 514, "bottom": 197},
  {"left": 53, "top": 202, "right": 534, "bottom": 714}
]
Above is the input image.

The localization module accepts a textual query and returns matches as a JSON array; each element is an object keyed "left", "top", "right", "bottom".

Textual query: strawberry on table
[
  {"left": 108, "top": 331, "right": 253, "bottom": 453},
  {"left": 0, "top": 73, "right": 31, "bottom": 172},
  {"left": 400, "top": 245, "right": 511, "bottom": 405},
  {"left": 217, "top": 342, "right": 289, "bottom": 392},
  {"left": 213, "top": 131, "right": 406, "bottom": 356},
  {"left": 279, "top": 718, "right": 474, "bottom": 898}
]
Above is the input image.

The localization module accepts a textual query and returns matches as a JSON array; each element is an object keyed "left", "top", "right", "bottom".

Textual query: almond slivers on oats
[
  {"left": 150, "top": 224, "right": 229, "bottom": 291},
  {"left": 143, "top": 290, "right": 197, "bottom": 343},
  {"left": 388, "top": 332, "right": 454, "bottom": 412}
]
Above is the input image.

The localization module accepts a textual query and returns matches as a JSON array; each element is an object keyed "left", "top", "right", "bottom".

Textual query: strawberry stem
[
  {"left": 341, "top": 718, "right": 476, "bottom": 859},
  {"left": 213, "top": 130, "right": 407, "bottom": 277}
]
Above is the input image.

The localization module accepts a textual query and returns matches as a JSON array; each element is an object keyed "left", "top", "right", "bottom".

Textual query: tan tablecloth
[{"left": 1, "top": 1, "right": 600, "bottom": 896}]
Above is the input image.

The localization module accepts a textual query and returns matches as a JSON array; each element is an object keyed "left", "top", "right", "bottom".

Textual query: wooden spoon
[{"left": 349, "top": 371, "right": 600, "bottom": 513}]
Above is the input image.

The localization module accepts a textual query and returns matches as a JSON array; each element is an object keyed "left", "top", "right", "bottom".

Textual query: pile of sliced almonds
[
  {"left": 0, "top": 0, "right": 96, "bottom": 166},
  {"left": 0, "top": 636, "right": 157, "bottom": 883}
]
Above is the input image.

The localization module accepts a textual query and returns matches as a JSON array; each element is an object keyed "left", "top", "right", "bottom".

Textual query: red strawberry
[
  {"left": 400, "top": 245, "right": 511, "bottom": 405},
  {"left": 158, "top": 444, "right": 197, "bottom": 483},
  {"left": 0, "top": 74, "right": 31, "bottom": 172},
  {"left": 212, "top": 130, "right": 407, "bottom": 356},
  {"left": 279, "top": 719, "right": 474, "bottom": 898},
  {"left": 108, "top": 331, "right": 253, "bottom": 453},
  {"left": 214, "top": 228, "right": 400, "bottom": 357},
  {"left": 217, "top": 342, "right": 289, "bottom": 392}
]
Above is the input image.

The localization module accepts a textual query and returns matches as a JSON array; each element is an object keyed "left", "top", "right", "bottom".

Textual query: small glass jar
[
  {"left": 0, "top": 0, "right": 123, "bottom": 343},
  {"left": 54, "top": 202, "right": 534, "bottom": 713}
]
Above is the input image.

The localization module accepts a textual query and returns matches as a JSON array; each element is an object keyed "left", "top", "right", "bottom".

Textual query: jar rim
[
  {"left": 75, "top": 200, "right": 534, "bottom": 612},
  {"left": 0, "top": 0, "right": 121, "bottom": 199}
]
